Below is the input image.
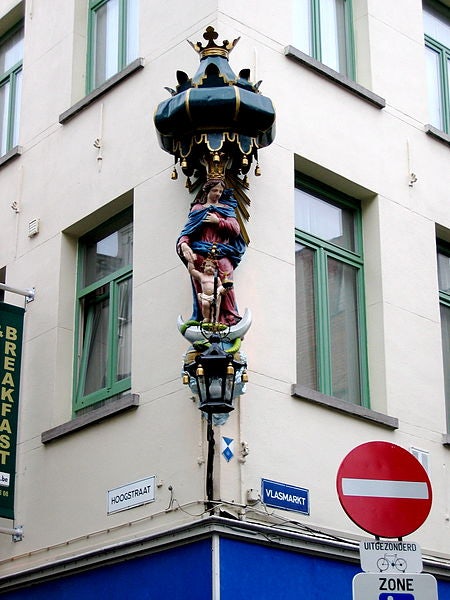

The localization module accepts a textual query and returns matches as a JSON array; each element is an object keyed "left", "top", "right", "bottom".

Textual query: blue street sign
[{"left": 261, "top": 479, "right": 309, "bottom": 515}]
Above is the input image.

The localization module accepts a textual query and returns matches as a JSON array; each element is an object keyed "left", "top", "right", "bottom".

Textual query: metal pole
[
  {"left": 0, "top": 283, "right": 35, "bottom": 302},
  {"left": 0, "top": 525, "right": 23, "bottom": 541},
  {"left": 206, "top": 415, "right": 215, "bottom": 514},
  {"left": 211, "top": 269, "right": 218, "bottom": 325}
]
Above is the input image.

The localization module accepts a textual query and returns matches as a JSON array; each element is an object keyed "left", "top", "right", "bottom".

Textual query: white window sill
[
  {"left": 59, "top": 58, "right": 145, "bottom": 124},
  {"left": 41, "top": 393, "right": 139, "bottom": 443},
  {"left": 292, "top": 384, "right": 398, "bottom": 429},
  {"left": 284, "top": 46, "right": 386, "bottom": 109},
  {"left": 425, "top": 124, "right": 450, "bottom": 147},
  {"left": 0, "top": 145, "right": 22, "bottom": 168}
]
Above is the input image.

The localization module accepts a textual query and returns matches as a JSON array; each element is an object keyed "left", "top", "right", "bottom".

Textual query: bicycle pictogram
[{"left": 377, "top": 554, "right": 408, "bottom": 573}]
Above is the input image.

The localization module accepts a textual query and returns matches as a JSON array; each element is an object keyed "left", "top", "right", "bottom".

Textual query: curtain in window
[
  {"left": 117, "top": 278, "right": 132, "bottom": 381},
  {"left": 83, "top": 295, "right": 109, "bottom": 397},
  {"left": 93, "top": 0, "right": 119, "bottom": 88},
  {"left": 328, "top": 258, "right": 360, "bottom": 403},
  {"left": 296, "top": 244, "right": 317, "bottom": 390}
]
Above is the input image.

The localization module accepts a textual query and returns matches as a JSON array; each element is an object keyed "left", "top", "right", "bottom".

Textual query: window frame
[
  {"left": 86, "top": 0, "right": 137, "bottom": 93},
  {"left": 294, "top": 0, "right": 355, "bottom": 79},
  {"left": 295, "top": 176, "right": 369, "bottom": 407},
  {"left": 0, "top": 21, "right": 23, "bottom": 157},
  {"left": 423, "top": 0, "right": 450, "bottom": 133},
  {"left": 437, "top": 241, "right": 450, "bottom": 431},
  {"left": 73, "top": 208, "right": 133, "bottom": 412}
]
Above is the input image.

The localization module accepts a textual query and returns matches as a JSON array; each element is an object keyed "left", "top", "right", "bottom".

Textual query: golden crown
[{"left": 188, "top": 26, "right": 240, "bottom": 58}]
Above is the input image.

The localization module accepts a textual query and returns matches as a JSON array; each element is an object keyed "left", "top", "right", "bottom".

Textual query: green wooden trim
[
  {"left": 317, "top": 247, "right": 332, "bottom": 395},
  {"left": 73, "top": 209, "right": 133, "bottom": 413},
  {"left": 311, "top": 0, "right": 321, "bottom": 62},
  {"left": 0, "top": 23, "right": 23, "bottom": 155},
  {"left": 295, "top": 175, "right": 369, "bottom": 407},
  {"left": 86, "top": 0, "right": 134, "bottom": 93},
  {"left": 425, "top": 19, "right": 450, "bottom": 133},
  {"left": 307, "top": 0, "right": 355, "bottom": 78},
  {"left": 118, "top": 0, "right": 128, "bottom": 68},
  {"left": 77, "top": 264, "right": 132, "bottom": 298},
  {"left": 344, "top": 0, "right": 356, "bottom": 80}
]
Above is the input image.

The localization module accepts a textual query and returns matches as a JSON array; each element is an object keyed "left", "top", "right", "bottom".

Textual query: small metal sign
[
  {"left": 353, "top": 572, "right": 438, "bottom": 600},
  {"left": 261, "top": 479, "right": 309, "bottom": 515},
  {"left": 108, "top": 476, "right": 155, "bottom": 514},
  {"left": 360, "top": 539, "right": 423, "bottom": 574}
]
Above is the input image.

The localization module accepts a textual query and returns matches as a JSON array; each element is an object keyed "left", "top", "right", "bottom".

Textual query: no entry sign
[{"left": 336, "top": 442, "right": 432, "bottom": 538}]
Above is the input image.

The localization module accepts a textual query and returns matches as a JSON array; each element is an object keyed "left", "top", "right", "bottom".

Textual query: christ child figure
[{"left": 187, "top": 258, "right": 232, "bottom": 323}]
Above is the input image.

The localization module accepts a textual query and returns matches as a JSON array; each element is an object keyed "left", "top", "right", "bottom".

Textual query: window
[
  {"left": 295, "top": 177, "right": 368, "bottom": 405},
  {"left": 423, "top": 1, "right": 450, "bottom": 133},
  {"left": 74, "top": 208, "right": 133, "bottom": 411},
  {"left": 87, "top": 0, "right": 139, "bottom": 92},
  {"left": 0, "top": 23, "right": 23, "bottom": 156},
  {"left": 437, "top": 243, "right": 450, "bottom": 430},
  {"left": 293, "top": 0, "right": 354, "bottom": 77}
]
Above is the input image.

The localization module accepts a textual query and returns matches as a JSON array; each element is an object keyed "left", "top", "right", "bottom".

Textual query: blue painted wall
[
  {"left": 2, "top": 535, "right": 450, "bottom": 599},
  {"left": 221, "top": 538, "right": 359, "bottom": 599},
  {"left": 1, "top": 539, "right": 212, "bottom": 600}
]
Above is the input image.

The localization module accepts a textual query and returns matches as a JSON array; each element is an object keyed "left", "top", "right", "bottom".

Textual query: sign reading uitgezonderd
[{"left": 0, "top": 303, "right": 25, "bottom": 520}]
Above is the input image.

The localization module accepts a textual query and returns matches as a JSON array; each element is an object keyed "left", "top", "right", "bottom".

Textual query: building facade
[{"left": 0, "top": 0, "right": 449, "bottom": 598}]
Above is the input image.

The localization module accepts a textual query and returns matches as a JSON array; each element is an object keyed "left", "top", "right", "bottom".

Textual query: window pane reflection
[
  {"left": 425, "top": 45, "right": 444, "bottom": 129},
  {"left": 94, "top": 0, "right": 119, "bottom": 87},
  {"left": 84, "top": 221, "right": 133, "bottom": 286},
  {"left": 328, "top": 258, "right": 360, "bottom": 403},
  {"left": 295, "top": 187, "right": 355, "bottom": 251}
]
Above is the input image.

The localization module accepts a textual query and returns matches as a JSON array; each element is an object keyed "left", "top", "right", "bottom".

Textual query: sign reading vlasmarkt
[
  {"left": 261, "top": 478, "right": 309, "bottom": 515},
  {"left": 0, "top": 303, "right": 25, "bottom": 520},
  {"left": 108, "top": 476, "right": 155, "bottom": 514}
]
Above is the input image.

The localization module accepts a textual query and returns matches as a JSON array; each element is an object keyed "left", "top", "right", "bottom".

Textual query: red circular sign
[{"left": 336, "top": 441, "right": 432, "bottom": 538}]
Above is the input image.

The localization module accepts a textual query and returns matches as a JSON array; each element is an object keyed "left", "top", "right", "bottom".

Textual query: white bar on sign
[{"left": 342, "top": 478, "right": 429, "bottom": 499}]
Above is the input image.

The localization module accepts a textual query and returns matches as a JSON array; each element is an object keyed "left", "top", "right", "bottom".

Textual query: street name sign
[
  {"left": 353, "top": 572, "right": 438, "bottom": 600},
  {"left": 359, "top": 540, "right": 423, "bottom": 574},
  {"left": 261, "top": 479, "right": 309, "bottom": 515},
  {"left": 107, "top": 476, "right": 155, "bottom": 514},
  {"left": 336, "top": 442, "right": 432, "bottom": 538}
]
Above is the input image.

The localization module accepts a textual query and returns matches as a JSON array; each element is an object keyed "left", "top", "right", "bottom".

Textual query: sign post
[{"left": 336, "top": 442, "right": 438, "bottom": 600}]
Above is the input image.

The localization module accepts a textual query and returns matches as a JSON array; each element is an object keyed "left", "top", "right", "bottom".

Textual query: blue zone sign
[{"left": 261, "top": 479, "right": 310, "bottom": 515}]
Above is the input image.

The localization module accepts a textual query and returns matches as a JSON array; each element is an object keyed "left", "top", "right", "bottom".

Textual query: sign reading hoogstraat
[{"left": 108, "top": 476, "right": 155, "bottom": 514}]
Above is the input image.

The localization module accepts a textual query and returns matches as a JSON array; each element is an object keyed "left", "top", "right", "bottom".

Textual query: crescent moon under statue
[{"left": 177, "top": 308, "right": 252, "bottom": 343}]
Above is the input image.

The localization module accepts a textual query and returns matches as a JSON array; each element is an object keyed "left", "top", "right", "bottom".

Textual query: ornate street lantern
[{"left": 183, "top": 331, "right": 247, "bottom": 414}]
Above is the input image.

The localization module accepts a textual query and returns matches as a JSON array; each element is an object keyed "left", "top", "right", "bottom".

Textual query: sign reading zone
[{"left": 353, "top": 573, "right": 438, "bottom": 600}]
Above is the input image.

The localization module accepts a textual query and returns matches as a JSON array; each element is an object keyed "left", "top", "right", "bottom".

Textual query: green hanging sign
[{"left": 0, "top": 303, "right": 24, "bottom": 520}]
